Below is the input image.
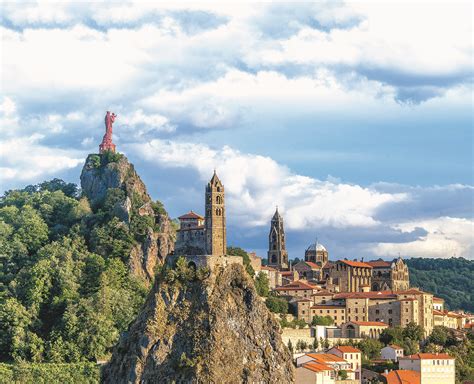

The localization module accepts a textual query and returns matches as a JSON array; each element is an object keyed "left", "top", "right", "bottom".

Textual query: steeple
[
  {"left": 205, "top": 171, "right": 226, "bottom": 255},
  {"left": 267, "top": 207, "right": 288, "bottom": 270}
]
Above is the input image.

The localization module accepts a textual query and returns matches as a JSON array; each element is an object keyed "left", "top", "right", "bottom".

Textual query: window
[
  {"left": 376, "top": 310, "right": 379, "bottom": 314},
  {"left": 388, "top": 309, "right": 392, "bottom": 314},
  {"left": 335, "top": 316, "right": 337, "bottom": 320},
  {"left": 356, "top": 316, "right": 359, "bottom": 321},
  {"left": 355, "top": 308, "right": 358, "bottom": 313}
]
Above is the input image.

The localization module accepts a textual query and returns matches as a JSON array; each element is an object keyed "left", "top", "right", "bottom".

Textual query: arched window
[
  {"left": 216, "top": 186, "right": 221, "bottom": 191},
  {"left": 271, "top": 255, "right": 277, "bottom": 263},
  {"left": 216, "top": 208, "right": 221, "bottom": 216},
  {"left": 216, "top": 195, "right": 222, "bottom": 204}
]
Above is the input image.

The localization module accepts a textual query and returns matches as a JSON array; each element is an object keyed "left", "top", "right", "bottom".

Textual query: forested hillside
[
  {"left": 0, "top": 152, "right": 174, "bottom": 364},
  {"left": 406, "top": 257, "right": 473, "bottom": 312}
]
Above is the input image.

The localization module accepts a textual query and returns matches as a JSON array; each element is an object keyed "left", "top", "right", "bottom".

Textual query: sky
[{"left": 0, "top": 1, "right": 473, "bottom": 261}]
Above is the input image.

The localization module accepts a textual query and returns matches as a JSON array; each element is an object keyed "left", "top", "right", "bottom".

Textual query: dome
[{"left": 306, "top": 242, "right": 326, "bottom": 252}]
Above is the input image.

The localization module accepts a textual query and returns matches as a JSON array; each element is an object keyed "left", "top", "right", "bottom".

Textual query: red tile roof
[
  {"left": 275, "top": 280, "right": 317, "bottom": 291},
  {"left": 388, "top": 344, "right": 403, "bottom": 350},
  {"left": 367, "top": 260, "right": 392, "bottom": 268},
  {"left": 178, "top": 211, "right": 204, "bottom": 220},
  {"left": 305, "top": 261, "right": 321, "bottom": 269},
  {"left": 332, "top": 346, "right": 361, "bottom": 353},
  {"left": 400, "top": 353, "right": 454, "bottom": 360},
  {"left": 382, "top": 370, "right": 420, "bottom": 384},
  {"left": 302, "top": 361, "right": 334, "bottom": 372},
  {"left": 334, "top": 291, "right": 397, "bottom": 299},
  {"left": 350, "top": 321, "right": 388, "bottom": 327},
  {"left": 306, "top": 353, "right": 347, "bottom": 363},
  {"left": 338, "top": 260, "right": 373, "bottom": 268},
  {"left": 261, "top": 266, "right": 277, "bottom": 271}
]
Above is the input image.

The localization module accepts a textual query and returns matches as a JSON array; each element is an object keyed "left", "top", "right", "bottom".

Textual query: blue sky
[{"left": 1, "top": 2, "right": 472, "bottom": 260}]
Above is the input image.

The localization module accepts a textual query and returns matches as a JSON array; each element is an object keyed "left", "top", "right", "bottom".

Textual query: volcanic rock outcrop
[
  {"left": 102, "top": 262, "right": 295, "bottom": 383},
  {"left": 81, "top": 153, "right": 175, "bottom": 282}
]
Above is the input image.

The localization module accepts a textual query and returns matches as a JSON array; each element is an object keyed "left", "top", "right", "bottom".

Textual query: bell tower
[
  {"left": 205, "top": 171, "right": 226, "bottom": 255},
  {"left": 267, "top": 207, "right": 288, "bottom": 270}
]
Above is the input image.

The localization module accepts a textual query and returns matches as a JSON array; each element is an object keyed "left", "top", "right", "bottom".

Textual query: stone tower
[
  {"left": 205, "top": 171, "right": 226, "bottom": 255},
  {"left": 267, "top": 207, "right": 288, "bottom": 270}
]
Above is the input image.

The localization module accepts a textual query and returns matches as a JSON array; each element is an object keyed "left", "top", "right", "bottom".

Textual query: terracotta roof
[
  {"left": 332, "top": 346, "right": 361, "bottom": 353},
  {"left": 388, "top": 344, "right": 403, "bottom": 350},
  {"left": 400, "top": 353, "right": 454, "bottom": 360},
  {"left": 310, "top": 305, "right": 345, "bottom": 309},
  {"left": 322, "top": 261, "right": 335, "bottom": 269},
  {"left": 350, "top": 321, "right": 388, "bottom": 327},
  {"left": 302, "top": 361, "right": 334, "bottom": 373},
  {"left": 464, "top": 323, "right": 474, "bottom": 329},
  {"left": 382, "top": 370, "right": 420, "bottom": 384},
  {"left": 367, "top": 260, "right": 392, "bottom": 268},
  {"left": 306, "top": 353, "right": 347, "bottom": 363},
  {"left": 433, "top": 297, "right": 444, "bottom": 302},
  {"left": 305, "top": 261, "right": 321, "bottom": 269},
  {"left": 275, "top": 280, "right": 317, "bottom": 291},
  {"left": 178, "top": 211, "right": 204, "bottom": 220},
  {"left": 280, "top": 271, "right": 295, "bottom": 276},
  {"left": 397, "top": 288, "right": 430, "bottom": 295},
  {"left": 338, "top": 260, "right": 373, "bottom": 268},
  {"left": 261, "top": 266, "right": 277, "bottom": 271}
]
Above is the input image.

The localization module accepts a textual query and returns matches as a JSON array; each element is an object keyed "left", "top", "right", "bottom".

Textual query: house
[
  {"left": 341, "top": 321, "right": 388, "bottom": 339},
  {"left": 381, "top": 344, "right": 404, "bottom": 362},
  {"left": 296, "top": 353, "right": 356, "bottom": 382},
  {"left": 274, "top": 280, "right": 319, "bottom": 299},
  {"left": 259, "top": 266, "right": 281, "bottom": 289},
  {"left": 398, "top": 353, "right": 455, "bottom": 384},
  {"left": 296, "top": 360, "right": 335, "bottom": 384},
  {"left": 293, "top": 261, "right": 321, "bottom": 281},
  {"left": 327, "top": 346, "right": 361, "bottom": 381},
  {"left": 381, "top": 370, "right": 420, "bottom": 384}
]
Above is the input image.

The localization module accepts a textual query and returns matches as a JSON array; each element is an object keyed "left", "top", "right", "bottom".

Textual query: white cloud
[
  {"left": 0, "top": 134, "right": 83, "bottom": 182},
  {"left": 128, "top": 139, "right": 406, "bottom": 229},
  {"left": 371, "top": 217, "right": 474, "bottom": 259}
]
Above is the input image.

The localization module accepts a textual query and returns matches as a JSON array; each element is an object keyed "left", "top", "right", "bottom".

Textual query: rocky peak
[
  {"left": 102, "top": 262, "right": 294, "bottom": 383},
  {"left": 80, "top": 152, "right": 175, "bottom": 282}
]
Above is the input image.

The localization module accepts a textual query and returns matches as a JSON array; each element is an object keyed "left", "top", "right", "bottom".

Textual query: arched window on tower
[
  {"left": 216, "top": 186, "right": 221, "bottom": 191},
  {"left": 216, "top": 195, "right": 222, "bottom": 204},
  {"left": 216, "top": 208, "right": 221, "bottom": 216}
]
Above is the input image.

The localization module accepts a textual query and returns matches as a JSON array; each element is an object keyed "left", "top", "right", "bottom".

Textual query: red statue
[{"left": 99, "top": 111, "right": 117, "bottom": 153}]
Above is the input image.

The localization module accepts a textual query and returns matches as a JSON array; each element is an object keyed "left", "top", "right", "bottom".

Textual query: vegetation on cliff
[
  {"left": 102, "top": 258, "right": 294, "bottom": 383},
  {"left": 0, "top": 153, "right": 174, "bottom": 364},
  {"left": 406, "top": 257, "right": 473, "bottom": 311}
]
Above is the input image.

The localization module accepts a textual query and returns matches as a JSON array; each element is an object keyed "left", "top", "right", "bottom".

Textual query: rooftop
[
  {"left": 382, "top": 370, "right": 420, "bottom": 384},
  {"left": 367, "top": 260, "right": 392, "bottom": 268},
  {"left": 400, "top": 353, "right": 454, "bottom": 360},
  {"left": 275, "top": 280, "right": 317, "bottom": 291},
  {"left": 306, "top": 353, "right": 347, "bottom": 363},
  {"left": 350, "top": 321, "right": 388, "bottom": 327},
  {"left": 306, "top": 242, "right": 327, "bottom": 252},
  {"left": 178, "top": 211, "right": 204, "bottom": 220},
  {"left": 338, "top": 260, "right": 373, "bottom": 268},
  {"left": 332, "top": 346, "right": 361, "bottom": 354},
  {"left": 302, "top": 361, "right": 334, "bottom": 373}
]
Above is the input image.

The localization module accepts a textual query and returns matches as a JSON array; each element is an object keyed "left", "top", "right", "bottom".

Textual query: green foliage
[
  {"left": 357, "top": 338, "right": 383, "bottom": 359},
  {"left": 406, "top": 257, "right": 473, "bottom": 311},
  {"left": 100, "top": 151, "right": 123, "bottom": 165},
  {"left": 296, "top": 340, "right": 308, "bottom": 352},
  {"left": 0, "top": 362, "right": 99, "bottom": 383},
  {"left": 287, "top": 340, "right": 293, "bottom": 353},
  {"left": 311, "top": 315, "right": 334, "bottom": 326},
  {"left": 226, "top": 246, "right": 255, "bottom": 277},
  {"left": 89, "top": 155, "right": 101, "bottom": 169},
  {"left": 254, "top": 272, "right": 270, "bottom": 297},
  {"left": 380, "top": 326, "right": 404, "bottom": 346},
  {"left": 265, "top": 295, "right": 288, "bottom": 314},
  {"left": 403, "top": 322, "right": 424, "bottom": 342},
  {"left": 0, "top": 179, "right": 152, "bottom": 364},
  {"left": 428, "top": 326, "right": 448, "bottom": 346},
  {"left": 312, "top": 338, "right": 319, "bottom": 350},
  {"left": 338, "top": 370, "right": 348, "bottom": 380}
]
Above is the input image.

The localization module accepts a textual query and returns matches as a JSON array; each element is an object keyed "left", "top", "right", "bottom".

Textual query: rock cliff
[
  {"left": 102, "top": 262, "right": 295, "bottom": 383},
  {"left": 80, "top": 153, "right": 175, "bottom": 282}
]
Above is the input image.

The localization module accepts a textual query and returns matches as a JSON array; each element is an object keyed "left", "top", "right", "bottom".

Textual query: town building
[
  {"left": 433, "top": 297, "right": 444, "bottom": 311},
  {"left": 381, "top": 345, "right": 404, "bottom": 362},
  {"left": 327, "top": 346, "right": 361, "bottom": 381},
  {"left": 295, "top": 360, "right": 335, "bottom": 384},
  {"left": 274, "top": 280, "right": 318, "bottom": 299},
  {"left": 341, "top": 321, "right": 388, "bottom": 339},
  {"left": 259, "top": 265, "right": 282, "bottom": 289},
  {"left": 267, "top": 207, "right": 289, "bottom": 270},
  {"left": 330, "top": 260, "right": 372, "bottom": 293},
  {"left": 398, "top": 353, "right": 455, "bottom": 384},
  {"left": 293, "top": 261, "right": 321, "bottom": 281},
  {"left": 367, "top": 258, "right": 409, "bottom": 292},
  {"left": 304, "top": 240, "right": 329, "bottom": 266}
]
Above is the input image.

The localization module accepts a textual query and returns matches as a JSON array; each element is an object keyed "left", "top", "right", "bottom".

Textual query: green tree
[
  {"left": 403, "top": 322, "right": 424, "bottom": 342},
  {"left": 358, "top": 339, "right": 383, "bottom": 359},
  {"left": 312, "top": 338, "right": 319, "bottom": 350},
  {"left": 311, "top": 315, "right": 334, "bottom": 326},
  {"left": 402, "top": 337, "right": 419, "bottom": 355},
  {"left": 338, "top": 370, "right": 348, "bottom": 380},
  {"left": 265, "top": 296, "right": 288, "bottom": 314},
  {"left": 226, "top": 246, "right": 255, "bottom": 277},
  {"left": 287, "top": 340, "right": 293, "bottom": 353},
  {"left": 380, "top": 326, "right": 404, "bottom": 346},
  {"left": 254, "top": 272, "right": 270, "bottom": 297},
  {"left": 428, "top": 326, "right": 448, "bottom": 346}
]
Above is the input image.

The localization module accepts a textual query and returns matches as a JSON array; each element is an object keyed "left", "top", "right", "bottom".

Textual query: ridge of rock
[
  {"left": 80, "top": 153, "right": 175, "bottom": 282},
  {"left": 102, "top": 263, "right": 295, "bottom": 383}
]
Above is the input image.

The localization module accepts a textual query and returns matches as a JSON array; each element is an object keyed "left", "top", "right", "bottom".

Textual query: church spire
[{"left": 267, "top": 207, "right": 288, "bottom": 270}]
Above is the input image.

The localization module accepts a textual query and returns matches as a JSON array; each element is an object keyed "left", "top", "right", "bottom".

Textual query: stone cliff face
[
  {"left": 102, "top": 263, "right": 295, "bottom": 383},
  {"left": 80, "top": 153, "right": 175, "bottom": 282}
]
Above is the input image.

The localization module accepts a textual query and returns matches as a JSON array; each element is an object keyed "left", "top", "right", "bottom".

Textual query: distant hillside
[{"left": 406, "top": 257, "right": 473, "bottom": 312}]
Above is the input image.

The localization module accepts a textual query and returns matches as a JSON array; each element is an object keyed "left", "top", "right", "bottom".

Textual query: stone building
[
  {"left": 304, "top": 241, "right": 329, "bottom": 266},
  {"left": 267, "top": 207, "right": 289, "bottom": 270},
  {"left": 330, "top": 260, "right": 372, "bottom": 293},
  {"left": 293, "top": 261, "right": 321, "bottom": 281},
  {"left": 341, "top": 321, "right": 388, "bottom": 339},
  {"left": 175, "top": 211, "right": 206, "bottom": 254},
  {"left": 367, "top": 258, "right": 409, "bottom": 291},
  {"left": 205, "top": 171, "right": 226, "bottom": 255},
  {"left": 398, "top": 353, "right": 455, "bottom": 384}
]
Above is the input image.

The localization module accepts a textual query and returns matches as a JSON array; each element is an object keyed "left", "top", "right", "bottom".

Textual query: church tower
[
  {"left": 267, "top": 207, "right": 288, "bottom": 270},
  {"left": 205, "top": 171, "right": 226, "bottom": 255}
]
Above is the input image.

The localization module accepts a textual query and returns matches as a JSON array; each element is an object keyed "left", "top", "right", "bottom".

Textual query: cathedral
[
  {"left": 267, "top": 207, "right": 289, "bottom": 270},
  {"left": 175, "top": 171, "right": 227, "bottom": 256}
]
